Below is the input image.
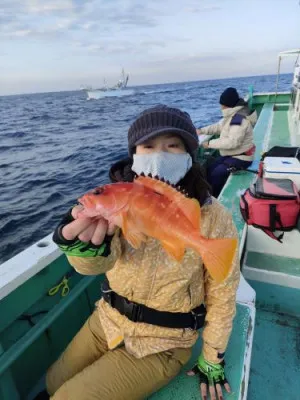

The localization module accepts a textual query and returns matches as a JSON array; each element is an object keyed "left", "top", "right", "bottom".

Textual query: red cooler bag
[{"left": 240, "top": 177, "right": 300, "bottom": 241}]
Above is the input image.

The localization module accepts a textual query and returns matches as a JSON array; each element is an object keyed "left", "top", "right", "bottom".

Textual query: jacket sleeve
[
  {"left": 207, "top": 120, "right": 247, "bottom": 150},
  {"left": 66, "top": 229, "right": 122, "bottom": 275},
  {"left": 201, "top": 206, "right": 240, "bottom": 364},
  {"left": 200, "top": 120, "right": 223, "bottom": 135}
]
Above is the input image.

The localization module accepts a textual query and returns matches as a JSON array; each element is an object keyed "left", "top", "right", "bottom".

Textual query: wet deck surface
[{"left": 248, "top": 309, "right": 300, "bottom": 399}]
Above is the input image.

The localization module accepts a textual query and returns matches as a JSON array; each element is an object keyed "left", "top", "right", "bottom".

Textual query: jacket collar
[{"left": 221, "top": 105, "right": 244, "bottom": 118}]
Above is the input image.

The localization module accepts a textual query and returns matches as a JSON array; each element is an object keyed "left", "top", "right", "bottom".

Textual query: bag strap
[
  {"left": 240, "top": 193, "right": 249, "bottom": 219},
  {"left": 265, "top": 204, "right": 284, "bottom": 242},
  {"left": 261, "top": 228, "right": 284, "bottom": 243}
]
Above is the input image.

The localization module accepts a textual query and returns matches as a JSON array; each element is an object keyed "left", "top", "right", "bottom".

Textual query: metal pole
[{"left": 274, "top": 56, "right": 281, "bottom": 105}]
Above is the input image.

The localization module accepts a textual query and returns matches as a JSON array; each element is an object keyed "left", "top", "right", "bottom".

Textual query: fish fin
[
  {"left": 195, "top": 236, "right": 238, "bottom": 282},
  {"left": 180, "top": 198, "right": 201, "bottom": 230},
  {"left": 124, "top": 230, "right": 146, "bottom": 248},
  {"left": 135, "top": 175, "right": 201, "bottom": 229},
  {"left": 120, "top": 211, "right": 145, "bottom": 248},
  {"left": 135, "top": 175, "right": 182, "bottom": 198},
  {"left": 161, "top": 238, "right": 185, "bottom": 261}
]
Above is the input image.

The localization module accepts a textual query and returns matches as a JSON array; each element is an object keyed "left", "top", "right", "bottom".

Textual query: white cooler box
[{"left": 263, "top": 157, "right": 300, "bottom": 190}]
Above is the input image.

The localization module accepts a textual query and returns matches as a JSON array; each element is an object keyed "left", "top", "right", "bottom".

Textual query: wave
[
  {"left": 79, "top": 124, "right": 102, "bottom": 130},
  {"left": 141, "top": 88, "right": 180, "bottom": 95},
  {"left": 30, "top": 113, "right": 52, "bottom": 121},
  {"left": 4, "top": 130, "right": 27, "bottom": 138},
  {"left": 0, "top": 162, "right": 10, "bottom": 168}
]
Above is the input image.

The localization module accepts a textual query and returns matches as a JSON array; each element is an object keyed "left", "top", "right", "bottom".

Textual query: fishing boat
[
  {"left": 1, "top": 49, "right": 300, "bottom": 400},
  {"left": 84, "top": 69, "right": 134, "bottom": 100}
]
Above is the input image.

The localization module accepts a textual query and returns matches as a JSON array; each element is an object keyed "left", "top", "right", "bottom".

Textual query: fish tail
[{"left": 191, "top": 234, "right": 238, "bottom": 282}]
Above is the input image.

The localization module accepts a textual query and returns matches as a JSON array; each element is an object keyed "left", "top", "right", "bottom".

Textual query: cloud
[
  {"left": 26, "top": 0, "right": 74, "bottom": 13},
  {"left": 9, "top": 29, "right": 33, "bottom": 38},
  {"left": 0, "top": 0, "right": 161, "bottom": 42},
  {"left": 73, "top": 39, "right": 142, "bottom": 55},
  {"left": 72, "top": 35, "right": 189, "bottom": 57},
  {"left": 0, "top": 0, "right": 78, "bottom": 40},
  {"left": 72, "top": 1, "right": 160, "bottom": 30},
  {"left": 184, "top": 5, "right": 221, "bottom": 13},
  {"left": 0, "top": 0, "right": 222, "bottom": 44}
]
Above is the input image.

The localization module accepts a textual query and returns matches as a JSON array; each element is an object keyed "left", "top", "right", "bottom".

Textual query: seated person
[
  {"left": 39, "top": 105, "right": 240, "bottom": 400},
  {"left": 197, "top": 87, "right": 257, "bottom": 197}
]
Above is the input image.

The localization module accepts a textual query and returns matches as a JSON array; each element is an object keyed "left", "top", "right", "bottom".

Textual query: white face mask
[{"left": 132, "top": 152, "right": 192, "bottom": 185}]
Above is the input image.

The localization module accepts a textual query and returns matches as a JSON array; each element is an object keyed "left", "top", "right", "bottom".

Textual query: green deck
[
  {"left": 247, "top": 309, "right": 300, "bottom": 399},
  {"left": 268, "top": 105, "right": 291, "bottom": 147},
  {"left": 246, "top": 252, "right": 300, "bottom": 277},
  {"left": 243, "top": 97, "right": 300, "bottom": 400},
  {"left": 1, "top": 91, "right": 300, "bottom": 400}
]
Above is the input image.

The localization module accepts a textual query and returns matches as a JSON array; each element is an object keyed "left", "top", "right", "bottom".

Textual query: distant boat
[{"left": 83, "top": 69, "right": 134, "bottom": 100}]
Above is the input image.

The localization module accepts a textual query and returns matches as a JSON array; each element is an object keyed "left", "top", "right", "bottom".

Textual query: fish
[{"left": 77, "top": 175, "right": 238, "bottom": 282}]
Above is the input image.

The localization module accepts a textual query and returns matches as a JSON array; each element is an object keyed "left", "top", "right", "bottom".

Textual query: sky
[{"left": 1, "top": 0, "right": 300, "bottom": 95}]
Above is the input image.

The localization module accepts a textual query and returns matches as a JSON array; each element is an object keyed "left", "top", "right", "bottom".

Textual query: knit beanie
[
  {"left": 219, "top": 87, "right": 240, "bottom": 108},
  {"left": 127, "top": 105, "right": 199, "bottom": 158}
]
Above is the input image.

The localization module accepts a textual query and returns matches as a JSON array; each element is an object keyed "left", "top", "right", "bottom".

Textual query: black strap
[
  {"left": 240, "top": 193, "right": 249, "bottom": 220},
  {"left": 101, "top": 278, "right": 206, "bottom": 330},
  {"left": 261, "top": 228, "right": 284, "bottom": 243},
  {"left": 269, "top": 204, "right": 277, "bottom": 231},
  {"left": 267, "top": 205, "right": 284, "bottom": 242}
]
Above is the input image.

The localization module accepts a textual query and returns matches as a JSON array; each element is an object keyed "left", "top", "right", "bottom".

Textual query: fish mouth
[{"left": 78, "top": 195, "right": 95, "bottom": 209}]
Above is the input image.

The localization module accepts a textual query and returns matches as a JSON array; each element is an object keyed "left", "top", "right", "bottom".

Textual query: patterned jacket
[{"left": 65, "top": 196, "right": 240, "bottom": 364}]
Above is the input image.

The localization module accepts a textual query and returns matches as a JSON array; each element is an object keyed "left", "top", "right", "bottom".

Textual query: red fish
[{"left": 78, "top": 176, "right": 237, "bottom": 282}]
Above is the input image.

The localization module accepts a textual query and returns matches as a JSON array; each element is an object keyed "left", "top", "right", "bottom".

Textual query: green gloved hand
[
  {"left": 52, "top": 206, "right": 113, "bottom": 258},
  {"left": 195, "top": 354, "right": 227, "bottom": 386},
  {"left": 57, "top": 240, "right": 109, "bottom": 258},
  {"left": 188, "top": 354, "right": 231, "bottom": 400}
]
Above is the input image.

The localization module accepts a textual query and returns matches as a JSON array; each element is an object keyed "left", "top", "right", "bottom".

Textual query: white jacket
[{"left": 201, "top": 105, "right": 257, "bottom": 161}]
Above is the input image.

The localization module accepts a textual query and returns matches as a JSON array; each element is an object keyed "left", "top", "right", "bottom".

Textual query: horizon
[
  {"left": 0, "top": 72, "right": 293, "bottom": 98},
  {"left": 1, "top": 0, "right": 299, "bottom": 96}
]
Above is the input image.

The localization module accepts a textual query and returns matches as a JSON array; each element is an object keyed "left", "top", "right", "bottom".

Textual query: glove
[
  {"left": 52, "top": 207, "right": 113, "bottom": 258},
  {"left": 56, "top": 240, "right": 111, "bottom": 258},
  {"left": 192, "top": 353, "right": 228, "bottom": 387}
]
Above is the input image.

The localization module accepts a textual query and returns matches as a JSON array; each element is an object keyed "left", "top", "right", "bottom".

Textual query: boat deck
[
  {"left": 149, "top": 304, "right": 253, "bottom": 400},
  {"left": 248, "top": 308, "right": 300, "bottom": 398},
  {"left": 242, "top": 100, "right": 300, "bottom": 399}
]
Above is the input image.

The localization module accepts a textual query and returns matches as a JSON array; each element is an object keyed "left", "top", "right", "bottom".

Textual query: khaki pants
[{"left": 46, "top": 309, "right": 192, "bottom": 400}]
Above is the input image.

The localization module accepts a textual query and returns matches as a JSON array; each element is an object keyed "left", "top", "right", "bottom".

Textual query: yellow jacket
[{"left": 67, "top": 197, "right": 240, "bottom": 364}]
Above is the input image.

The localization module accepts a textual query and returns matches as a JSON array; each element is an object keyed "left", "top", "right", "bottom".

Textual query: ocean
[{"left": 0, "top": 73, "right": 293, "bottom": 264}]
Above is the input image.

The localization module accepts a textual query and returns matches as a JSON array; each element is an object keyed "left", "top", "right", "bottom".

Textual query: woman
[
  {"left": 197, "top": 87, "right": 257, "bottom": 197},
  {"left": 44, "top": 105, "right": 240, "bottom": 400}
]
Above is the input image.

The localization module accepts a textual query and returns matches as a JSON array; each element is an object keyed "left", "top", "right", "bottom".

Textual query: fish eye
[{"left": 93, "top": 188, "right": 104, "bottom": 195}]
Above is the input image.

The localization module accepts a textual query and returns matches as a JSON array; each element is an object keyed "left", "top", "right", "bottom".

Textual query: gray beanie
[{"left": 127, "top": 105, "right": 199, "bottom": 157}]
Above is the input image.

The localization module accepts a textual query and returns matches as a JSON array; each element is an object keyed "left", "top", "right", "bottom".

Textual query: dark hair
[
  {"left": 177, "top": 163, "right": 211, "bottom": 205},
  {"left": 109, "top": 158, "right": 211, "bottom": 206}
]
